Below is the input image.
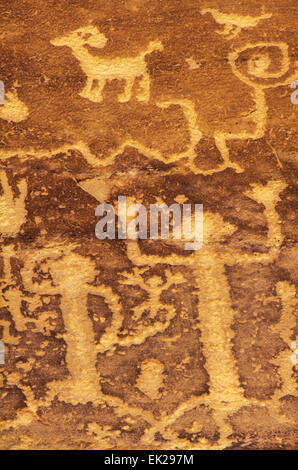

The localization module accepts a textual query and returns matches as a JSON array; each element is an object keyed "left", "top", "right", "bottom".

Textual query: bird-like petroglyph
[{"left": 201, "top": 8, "right": 272, "bottom": 39}]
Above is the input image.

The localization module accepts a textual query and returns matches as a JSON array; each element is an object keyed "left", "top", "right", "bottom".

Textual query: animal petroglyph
[
  {"left": 102, "top": 39, "right": 298, "bottom": 175},
  {"left": 201, "top": 9, "right": 272, "bottom": 39},
  {"left": 48, "top": 28, "right": 297, "bottom": 176},
  {"left": 1, "top": 29, "right": 297, "bottom": 179},
  {"left": 51, "top": 25, "right": 164, "bottom": 103}
]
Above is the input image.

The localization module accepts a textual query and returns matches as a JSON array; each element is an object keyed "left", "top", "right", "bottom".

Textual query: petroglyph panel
[{"left": 0, "top": 0, "right": 297, "bottom": 450}]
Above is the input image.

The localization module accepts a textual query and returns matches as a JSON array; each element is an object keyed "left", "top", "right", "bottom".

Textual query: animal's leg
[
  {"left": 188, "top": 134, "right": 243, "bottom": 175},
  {"left": 136, "top": 73, "right": 150, "bottom": 102},
  {"left": 216, "top": 23, "right": 233, "bottom": 36},
  {"left": 214, "top": 134, "right": 243, "bottom": 173},
  {"left": 79, "top": 77, "right": 94, "bottom": 100},
  {"left": 226, "top": 25, "right": 241, "bottom": 40},
  {"left": 89, "top": 78, "right": 106, "bottom": 103},
  {"left": 118, "top": 77, "right": 135, "bottom": 103}
]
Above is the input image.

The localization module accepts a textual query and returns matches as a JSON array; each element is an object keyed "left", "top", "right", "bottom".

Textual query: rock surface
[{"left": 0, "top": 0, "right": 297, "bottom": 450}]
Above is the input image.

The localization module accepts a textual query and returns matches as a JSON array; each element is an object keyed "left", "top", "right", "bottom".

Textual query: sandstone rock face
[{"left": 0, "top": 0, "right": 297, "bottom": 450}]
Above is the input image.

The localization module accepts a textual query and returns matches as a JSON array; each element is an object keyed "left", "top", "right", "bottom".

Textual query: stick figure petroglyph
[
  {"left": 97, "top": 266, "right": 186, "bottom": 354},
  {"left": 209, "top": 41, "right": 298, "bottom": 173},
  {"left": 51, "top": 25, "right": 164, "bottom": 103}
]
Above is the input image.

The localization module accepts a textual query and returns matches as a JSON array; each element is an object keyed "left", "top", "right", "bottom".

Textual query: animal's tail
[{"left": 260, "top": 13, "right": 272, "bottom": 20}]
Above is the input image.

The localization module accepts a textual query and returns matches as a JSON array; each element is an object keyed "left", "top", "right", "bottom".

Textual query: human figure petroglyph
[
  {"left": 51, "top": 25, "right": 164, "bottom": 103},
  {"left": 124, "top": 180, "right": 288, "bottom": 445},
  {"left": 120, "top": 267, "right": 182, "bottom": 322},
  {"left": 7, "top": 244, "right": 122, "bottom": 405},
  {"left": 97, "top": 266, "right": 186, "bottom": 354},
  {"left": 200, "top": 9, "right": 272, "bottom": 40},
  {"left": 0, "top": 181, "right": 294, "bottom": 445},
  {"left": 184, "top": 40, "right": 298, "bottom": 175},
  {"left": 200, "top": 41, "right": 298, "bottom": 174}
]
